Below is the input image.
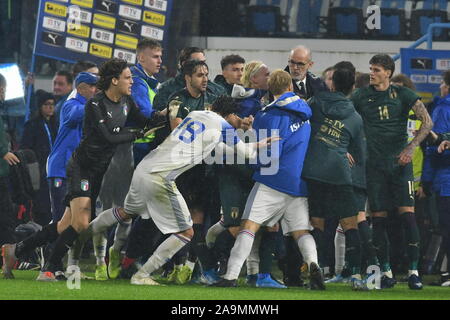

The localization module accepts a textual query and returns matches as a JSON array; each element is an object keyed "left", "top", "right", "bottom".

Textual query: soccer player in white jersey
[{"left": 83, "top": 95, "right": 278, "bottom": 285}]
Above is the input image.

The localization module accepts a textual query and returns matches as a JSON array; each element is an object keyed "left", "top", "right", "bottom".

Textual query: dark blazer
[{"left": 284, "top": 66, "right": 328, "bottom": 100}]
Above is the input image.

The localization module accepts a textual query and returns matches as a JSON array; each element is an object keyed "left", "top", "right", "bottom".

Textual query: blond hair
[
  {"left": 241, "top": 61, "right": 265, "bottom": 88},
  {"left": 268, "top": 69, "right": 292, "bottom": 96}
]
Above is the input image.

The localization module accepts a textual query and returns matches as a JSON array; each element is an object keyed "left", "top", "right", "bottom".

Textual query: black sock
[
  {"left": 126, "top": 217, "right": 161, "bottom": 259},
  {"left": 344, "top": 228, "right": 361, "bottom": 275},
  {"left": 283, "top": 236, "right": 303, "bottom": 281},
  {"left": 401, "top": 212, "right": 420, "bottom": 270},
  {"left": 358, "top": 220, "right": 379, "bottom": 266},
  {"left": 47, "top": 226, "right": 79, "bottom": 270},
  {"left": 190, "top": 224, "right": 216, "bottom": 270},
  {"left": 214, "top": 229, "right": 236, "bottom": 262},
  {"left": 259, "top": 230, "right": 277, "bottom": 274},
  {"left": 16, "top": 222, "right": 59, "bottom": 258},
  {"left": 372, "top": 217, "right": 391, "bottom": 272}
]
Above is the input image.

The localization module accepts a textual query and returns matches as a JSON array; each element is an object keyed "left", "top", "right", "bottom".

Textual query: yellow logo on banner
[
  {"left": 122, "top": 0, "right": 143, "bottom": 5},
  {"left": 45, "top": 2, "right": 67, "bottom": 17},
  {"left": 143, "top": 10, "right": 165, "bottom": 26},
  {"left": 90, "top": 43, "right": 112, "bottom": 58},
  {"left": 93, "top": 13, "right": 116, "bottom": 29},
  {"left": 70, "top": 0, "right": 93, "bottom": 8},
  {"left": 115, "top": 34, "right": 138, "bottom": 50},
  {"left": 67, "top": 23, "right": 90, "bottom": 38}
]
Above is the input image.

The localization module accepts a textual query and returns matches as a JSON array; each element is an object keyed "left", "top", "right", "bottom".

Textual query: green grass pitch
[{"left": 1, "top": 270, "right": 450, "bottom": 300}]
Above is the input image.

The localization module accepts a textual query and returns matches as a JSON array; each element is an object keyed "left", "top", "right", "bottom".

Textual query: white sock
[
  {"left": 112, "top": 219, "right": 132, "bottom": 252},
  {"left": 334, "top": 227, "right": 346, "bottom": 275},
  {"left": 205, "top": 220, "right": 226, "bottom": 248},
  {"left": 139, "top": 234, "right": 191, "bottom": 276},
  {"left": 90, "top": 208, "right": 126, "bottom": 234},
  {"left": 384, "top": 270, "right": 393, "bottom": 278},
  {"left": 93, "top": 233, "right": 107, "bottom": 266},
  {"left": 246, "top": 231, "right": 261, "bottom": 276},
  {"left": 296, "top": 233, "right": 318, "bottom": 266},
  {"left": 224, "top": 230, "right": 255, "bottom": 280},
  {"left": 408, "top": 270, "right": 419, "bottom": 277},
  {"left": 185, "top": 260, "right": 195, "bottom": 270},
  {"left": 441, "top": 255, "right": 448, "bottom": 273}
]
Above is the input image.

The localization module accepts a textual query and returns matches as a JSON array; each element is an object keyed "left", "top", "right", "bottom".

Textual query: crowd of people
[{"left": 1, "top": 39, "right": 450, "bottom": 292}]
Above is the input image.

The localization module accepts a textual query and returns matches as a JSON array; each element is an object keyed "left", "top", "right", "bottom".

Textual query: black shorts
[
  {"left": 354, "top": 187, "right": 367, "bottom": 213},
  {"left": 64, "top": 158, "right": 105, "bottom": 209},
  {"left": 308, "top": 180, "right": 357, "bottom": 220},
  {"left": 176, "top": 164, "right": 208, "bottom": 211},
  {"left": 366, "top": 159, "right": 415, "bottom": 212},
  {"left": 218, "top": 164, "right": 254, "bottom": 227}
]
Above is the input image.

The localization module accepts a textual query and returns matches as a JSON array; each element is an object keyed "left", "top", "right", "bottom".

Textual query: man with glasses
[{"left": 285, "top": 46, "right": 327, "bottom": 100}]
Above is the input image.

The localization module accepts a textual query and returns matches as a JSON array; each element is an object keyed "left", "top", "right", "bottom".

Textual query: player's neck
[
  {"left": 373, "top": 81, "right": 390, "bottom": 92},
  {"left": 187, "top": 86, "right": 202, "bottom": 98},
  {"left": 105, "top": 88, "right": 122, "bottom": 103}
]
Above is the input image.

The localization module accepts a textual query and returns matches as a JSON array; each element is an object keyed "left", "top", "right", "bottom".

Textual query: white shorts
[
  {"left": 242, "top": 182, "right": 312, "bottom": 235},
  {"left": 124, "top": 171, "right": 192, "bottom": 234}
]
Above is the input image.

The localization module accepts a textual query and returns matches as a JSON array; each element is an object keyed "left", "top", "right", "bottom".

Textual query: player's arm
[
  {"left": 398, "top": 99, "right": 433, "bottom": 165},
  {"left": 438, "top": 140, "right": 450, "bottom": 153}
]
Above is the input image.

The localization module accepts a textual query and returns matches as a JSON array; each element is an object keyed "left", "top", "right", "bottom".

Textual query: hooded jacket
[
  {"left": 422, "top": 93, "right": 450, "bottom": 196},
  {"left": 252, "top": 92, "right": 311, "bottom": 196},
  {"left": 231, "top": 84, "right": 267, "bottom": 118},
  {"left": 130, "top": 63, "right": 159, "bottom": 118},
  {"left": 302, "top": 91, "right": 364, "bottom": 186}
]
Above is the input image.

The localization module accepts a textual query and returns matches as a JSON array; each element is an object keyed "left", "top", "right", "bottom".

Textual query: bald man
[{"left": 284, "top": 46, "right": 328, "bottom": 100}]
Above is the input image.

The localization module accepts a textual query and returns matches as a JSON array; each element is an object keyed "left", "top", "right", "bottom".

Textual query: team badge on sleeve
[
  {"left": 81, "top": 179, "right": 90, "bottom": 191},
  {"left": 54, "top": 178, "right": 63, "bottom": 188}
]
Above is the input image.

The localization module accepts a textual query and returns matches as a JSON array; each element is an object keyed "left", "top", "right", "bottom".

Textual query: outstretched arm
[{"left": 398, "top": 100, "right": 433, "bottom": 165}]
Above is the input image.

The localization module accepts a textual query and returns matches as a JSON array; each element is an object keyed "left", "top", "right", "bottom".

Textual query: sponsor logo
[
  {"left": 411, "top": 58, "right": 433, "bottom": 70},
  {"left": 90, "top": 42, "right": 113, "bottom": 58},
  {"left": 122, "top": 0, "right": 143, "bottom": 5},
  {"left": 42, "top": 31, "right": 64, "bottom": 46},
  {"left": 118, "top": 19, "right": 138, "bottom": 35},
  {"left": 80, "top": 179, "right": 89, "bottom": 191},
  {"left": 65, "top": 36, "right": 89, "bottom": 52},
  {"left": 143, "top": 10, "right": 165, "bottom": 26},
  {"left": 45, "top": 1, "right": 68, "bottom": 17},
  {"left": 437, "top": 59, "right": 450, "bottom": 71},
  {"left": 230, "top": 207, "right": 239, "bottom": 219},
  {"left": 68, "top": 6, "right": 92, "bottom": 23},
  {"left": 428, "top": 74, "right": 442, "bottom": 84},
  {"left": 67, "top": 23, "right": 90, "bottom": 38},
  {"left": 95, "top": 0, "right": 118, "bottom": 14},
  {"left": 93, "top": 13, "right": 116, "bottom": 29},
  {"left": 144, "top": 0, "right": 167, "bottom": 12},
  {"left": 141, "top": 24, "right": 163, "bottom": 40},
  {"left": 70, "top": 0, "right": 93, "bottom": 8},
  {"left": 410, "top": 74, "right": 427, "bottom": 84},
  {"left": 114, "top": 48, "right": 136, "bottom": 64},
  {"left": 91, "top": 27, "right": 114, "bottom": 44},
  {"left": 115, "top": 33, "right": 138, "bottom": 50},
  {"left": 118, "top": 5, "right": 142, "bottom": 21},
  {"left": 43, "top": 16, "right": 66, "bottom": 32}
]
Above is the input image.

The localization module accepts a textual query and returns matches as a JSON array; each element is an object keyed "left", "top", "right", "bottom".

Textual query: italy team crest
[
  {"left": 54, "top": 178, "right": 62, "bottom": 188},
  {"left": 81, "top": 179, "right": 89, "bottom": 191},
  {"left": 231, "top": 207, "right": 239, "bottom": 219}
]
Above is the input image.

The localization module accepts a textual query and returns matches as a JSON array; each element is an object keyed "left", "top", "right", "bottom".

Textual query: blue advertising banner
[
  {"left": 34, "top": 0, "right": 173, "bottom": 65},
  {"left": 401, "top": 48, "right": 450, "bottom": 103}
]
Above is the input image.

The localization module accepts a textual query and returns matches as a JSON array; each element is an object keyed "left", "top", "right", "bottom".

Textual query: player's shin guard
[
  {"left": 48, "top": 226, "right": 79, "bottom": 270},
  {"left": 224, "top": 230, "right": 255, "bottom": 280},
  {"left": 358, "top": 220, "right": 379, "bottom": 266},
  {"left": 372, "top": 217, "right": 391, "bottom": 272},
  {"left": 139, "top": 234, "right": 190, "bottom": 276},
  {"left": 259, "top": 230, "right": 277, "bottom": 274},
  {"left": 16, "top": 222, "right": 59, "bottom": 258},
  {"left": 344, "top": 228, "right": 362, "bottom": 276},
  {"left": 401, "top": 212, "right": 420, "bottom": 271}
]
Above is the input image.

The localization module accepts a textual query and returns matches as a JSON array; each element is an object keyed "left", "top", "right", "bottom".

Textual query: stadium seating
[
  {"left": 410, "top": 0, "right": 449, "bottom": 40},
  {"left": 327, "top": 0, "right": 369, "bottom": 38},
  {"left": 367, "top": 0, "right": 412, "bottom": 39}
]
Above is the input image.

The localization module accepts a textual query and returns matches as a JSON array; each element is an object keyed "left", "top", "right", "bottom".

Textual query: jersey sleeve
[
  {"left": 220, "top": 120, "right": 240, "bottom": 146},
  {"left": 127, "top": 97, "right": 150, "bottom": 129},
  {"left": 131, "top": 78, "right": 154, "bottom": 118},
  {"left": 399, "top": 86, "right": 420, "bottom": 112}
]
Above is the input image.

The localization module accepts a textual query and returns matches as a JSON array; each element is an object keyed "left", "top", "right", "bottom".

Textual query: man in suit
[{"left": 285, "top": 45, "right": 328, "bottom": 100}]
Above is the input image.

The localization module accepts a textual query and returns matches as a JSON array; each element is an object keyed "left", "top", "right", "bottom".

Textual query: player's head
[
  {"left": 211, "top": 95, "right": 239, "bottom": 121},
  {"left": 221, "top": 55, "right": 245, "bottom": 85},
  {"left": 75, "top": 72, "right": 98, "bottom": 100},
  {"left": 332, "top": 68, "right": 355, "bottom": 96},
  {"left": 391, "top": 73, "right": 416, "bottom": 90},
  {"left": 97, "top": 58, "right": 133, "bottom": 96},
  {"left": 322, "top": 66, "right": 334, "bottom": 90},
  {"left": 178, "top": 47, "right": 205, "bottom": 69},
  {"left": 241, "top": 61, "right": 270, "bottom": 90},
  {"left": 183, "top": 59, "right": 209, "bottom": 95},
  {"left": 72, "top": 60, "right": 98, "bottom": 78},
  {"left": 288, "top": 45, "right": 313, "bottom": 81},
  {"left": 440, "top": 69, "right": 450, "bottom": 97},
  {"left": 268, "top": 69, "right": 293, "bottom": 96},
  {"left": 0, "top": 73, "right": 6, "bottom": 102},
  {"left": 369, "top": 54, "right": 395, "bottom": 86},
  {"left": 136, "top": 38, "right": 162, "bottom": 76},
  {"left": 355, "top": 72, "right": 370, "bottom": 89},
  {"left": 334, "top": 61, "right": 356, "bottom": 74}
]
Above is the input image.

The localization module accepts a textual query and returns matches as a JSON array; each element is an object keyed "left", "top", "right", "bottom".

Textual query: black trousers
[{"left": 0, "top": 176, "right": 16, "bottom": 245}]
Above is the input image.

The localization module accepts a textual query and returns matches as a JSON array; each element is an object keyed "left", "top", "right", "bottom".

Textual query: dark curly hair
[
  {"left": 97, "top": 58, "right": 128, "bottom": 91},
  {"left": 182, "top": 59, "right": 209, "bottom": 77},
  {"left": 211, "top": 95, "right": 239, "bottom": 117},
  {"left": 369, "top": 54, "right": 395, "bottom": 78}
]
